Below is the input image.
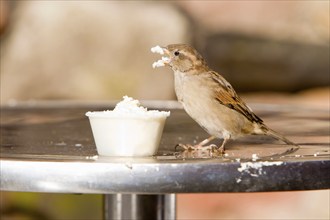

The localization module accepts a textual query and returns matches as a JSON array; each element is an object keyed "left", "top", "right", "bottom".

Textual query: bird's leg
[
  {"left": 175, "top": 136, "right": 216, "bottom": 151},
  {"left": 218, "top": 137, "right": 229, "bottom": 154},
  {"left": 197, "top": 136, "right": 216, "bottom": 146}
]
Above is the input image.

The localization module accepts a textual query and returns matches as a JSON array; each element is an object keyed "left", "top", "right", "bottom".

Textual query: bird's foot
[
  {"left": 175, "top": 143, "right": 219, "bottom": 152},
  {"left": 175, "top": 143, "right": 225, "bottom": 158},
  {"left": 218, "top": 146, "right": 225, "bottom": 155}
]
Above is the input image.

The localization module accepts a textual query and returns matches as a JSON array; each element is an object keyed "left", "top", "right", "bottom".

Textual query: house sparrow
[{"left": 151, "top": 44, "right": 299, "bottom": 154}]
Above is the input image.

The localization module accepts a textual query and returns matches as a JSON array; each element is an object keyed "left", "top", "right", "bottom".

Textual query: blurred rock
[
  {"left": 0, "top": 1, "right": 189, "bottom": 104},
  {"left": 177, "top": 1, "right": 329, "bottom": 92},
  {"left": 203, "top": 34, "right": 329, "bottom": 92},
  {"left": 178, "top": 1, "right": 329, "bottom": 45}
]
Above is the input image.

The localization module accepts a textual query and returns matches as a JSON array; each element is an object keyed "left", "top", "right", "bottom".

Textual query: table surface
[{"left": 1, "top": 101, "right": 329, "bottom": 194}]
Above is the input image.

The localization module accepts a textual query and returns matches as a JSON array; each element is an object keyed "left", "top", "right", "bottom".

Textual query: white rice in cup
[{"left": 86, "top": 96, "right": 170, "bottom": 157}]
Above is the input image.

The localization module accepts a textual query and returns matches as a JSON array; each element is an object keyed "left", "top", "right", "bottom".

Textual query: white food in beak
[
  {"left": 151, "top": 45, "right": 164, "bottom": 55},
  {"left": 152, "top": 56, "right": 170, "bottom": 68},
  {"left": 151, "top": 45, "right": 170, "bottom": 68}
]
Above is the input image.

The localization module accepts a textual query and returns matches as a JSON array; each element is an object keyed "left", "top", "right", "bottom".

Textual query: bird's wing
[{"left": 209, "top": 71, "right": 263, "bottom": 124}]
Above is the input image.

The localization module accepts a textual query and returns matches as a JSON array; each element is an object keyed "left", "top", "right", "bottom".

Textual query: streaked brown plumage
[{"left": 156, "top": 44, "right": 298, "bottom": 154}]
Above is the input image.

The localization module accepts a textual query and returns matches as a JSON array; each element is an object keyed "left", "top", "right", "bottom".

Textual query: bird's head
[{"left": 152, "top": 44, "right": 209, "bottom": 74}]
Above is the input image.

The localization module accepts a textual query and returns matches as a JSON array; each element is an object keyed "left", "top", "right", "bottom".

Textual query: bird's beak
[
  {"left": 151, "top": 45, "right": 171, "bottom": 68},
  {"left": 161, "top": 47, "right": 171, "bottom": 66},
  {"left": 161, "top": 46, "right": 170, "bottom": 55}
]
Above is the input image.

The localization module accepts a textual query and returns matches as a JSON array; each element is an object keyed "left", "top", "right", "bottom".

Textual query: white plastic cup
[{"left": 86, "top": 113, "right": 169, "bottom": 157}]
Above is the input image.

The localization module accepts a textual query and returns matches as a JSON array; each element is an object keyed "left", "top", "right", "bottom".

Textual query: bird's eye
[{"left": 174, "top": 51, "right": 180, "bottom": 56}]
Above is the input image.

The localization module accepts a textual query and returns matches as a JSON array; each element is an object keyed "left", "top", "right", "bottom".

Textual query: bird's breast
[
  {"left": 173, "top": 71, "right": 186, "bottom": 103},
  {"left": 173, "top": 72, "right": 253, "bottom": 138}
]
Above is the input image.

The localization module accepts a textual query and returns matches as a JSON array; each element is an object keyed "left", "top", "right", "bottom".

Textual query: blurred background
[{"left": 0, "top": 1, "right": 329, "bottom": 220}]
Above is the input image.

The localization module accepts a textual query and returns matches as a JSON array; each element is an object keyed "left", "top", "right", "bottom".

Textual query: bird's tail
[
  {"left": 250, "top": 125, "right": 299, "bottom": 158},
  {"left": 264, "top": 127, "right": 298, "bottom": 147},
  {"left": 257, "top": 126, "right": 300, "bottom": 157}
]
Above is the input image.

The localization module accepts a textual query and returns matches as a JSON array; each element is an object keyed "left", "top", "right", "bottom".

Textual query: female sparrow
[{"left": 151, "top": 44, "right": 298, "bottom": 154}]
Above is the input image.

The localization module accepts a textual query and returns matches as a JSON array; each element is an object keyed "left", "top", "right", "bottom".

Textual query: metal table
[{"left": 1, "top": 101, "right": 329, "bottom": 220}]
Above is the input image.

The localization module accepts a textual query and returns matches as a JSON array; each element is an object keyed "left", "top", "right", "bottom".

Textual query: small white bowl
[{"left": 86, "top": 110, "right": 169, "bottom": 157}]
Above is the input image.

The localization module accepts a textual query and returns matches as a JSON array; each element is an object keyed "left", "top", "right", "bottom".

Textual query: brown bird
[{"left": 152, "top": 44, "right": 299, "bottom": 154}]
